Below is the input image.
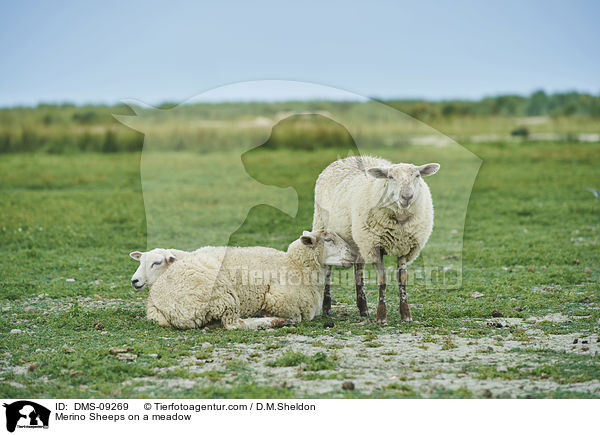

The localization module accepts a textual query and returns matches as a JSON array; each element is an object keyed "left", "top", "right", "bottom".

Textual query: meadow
[
  {"left": 1, "top": 92, "right": 600, "bottom": 154},
  {"left": 1, "top": 133, "right": 599, "bottom": 398}
]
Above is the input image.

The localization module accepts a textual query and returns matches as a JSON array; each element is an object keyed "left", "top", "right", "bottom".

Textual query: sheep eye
[
  {"left": 151, "top": 261, "right": 162, "bottom": 268},
  {"left": 324, "top": 238, "right": 333, "bottom": 243}
]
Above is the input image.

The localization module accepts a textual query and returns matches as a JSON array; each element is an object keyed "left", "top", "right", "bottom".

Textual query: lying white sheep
[
  {"left": 313, "top": 156, "right": 440, "bottom": 322},
  {"left": 143, "top": 230, "right": 354, "bottom": 330}
]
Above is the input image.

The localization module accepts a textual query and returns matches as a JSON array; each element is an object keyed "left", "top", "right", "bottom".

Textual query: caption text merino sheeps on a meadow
[{"left": 53, "top": 401, "right": 316, "bottom": 423}]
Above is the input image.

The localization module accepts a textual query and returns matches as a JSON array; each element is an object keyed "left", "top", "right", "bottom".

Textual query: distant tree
[
  {"left": 0, "top": 132, "right": 11, "bottom": 153},
  {"left": 20, "top": 127, "right": 39, "bottom": 152},
  {"left": 42, "top": 114, "right": 54, "bottom": 125},
  {"left": 72, "top": 110, "right": 99, "bottom": 124},
  {"left": 526, "top": 90, "right": 549, "bottom": 116},
  {"left": 102, "top": 130, "right": 119, "bottom": 152}
]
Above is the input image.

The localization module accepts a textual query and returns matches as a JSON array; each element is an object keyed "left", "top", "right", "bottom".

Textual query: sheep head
[
  {"left": 367, "top": 162, "right": 440, "bottom": 209},
  {"left": 300, "top": 230, "right": 356, "bottom": 267},
  {"left": 129, "top": 248, "right": 179, "bottom": 290}
]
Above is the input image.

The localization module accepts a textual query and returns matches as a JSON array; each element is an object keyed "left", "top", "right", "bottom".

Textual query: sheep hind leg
[
  {"left": 322, "top": 265, "right": 332, "bottom": 316},
  {"left": 397, "top": 259, "right": 413, "bottom": 322},
  {"left": 375, "top": 248, "right": 387, "bottom": 323},
  {"left": 354, "top": 262, "right": 369, "bottom": 317},
  {"left": 225, "top": 317, "right": 294, "bottom": 330}
]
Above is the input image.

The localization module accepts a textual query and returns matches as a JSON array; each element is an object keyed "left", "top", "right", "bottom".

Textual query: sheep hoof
[
  {"left": 271, "top": 318, "right": 295, "bottom": 328},
  {"left": 376, "top": 302, "right": 387, "bottom": 323},
  {"left": 359, "top": 308, "right": 370, "bottom": 317},
  {"left": 323, "top": 296, "right": 332, "bottom": 315},
  {"left": 269, "top": 318, "right": 293, "bottom": 328},
  {"left": 399, "top": 303, "right": 413, "bottom": 322},
  {"left": 357, "top": 298, "right": 369, "bottom": 317}
]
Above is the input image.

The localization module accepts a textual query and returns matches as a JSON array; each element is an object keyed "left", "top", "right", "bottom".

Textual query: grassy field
[{"left": 0, "top": 140, "right": 599, "bottom": 398}]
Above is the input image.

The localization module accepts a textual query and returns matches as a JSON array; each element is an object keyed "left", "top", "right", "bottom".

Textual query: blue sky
[{"left": 0, "top": 0, "right": 598, "bottom": 106}]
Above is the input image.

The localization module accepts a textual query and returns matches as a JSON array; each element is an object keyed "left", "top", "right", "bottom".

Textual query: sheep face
[
  {"left": 129, "top": 248, "right": 177, "bottom": 289},
  {"left": 367, "top": 162, "right": 440, "bottom": 209},
  {"left": 300, "top": 230, "right": 355, "bottom": 267}
]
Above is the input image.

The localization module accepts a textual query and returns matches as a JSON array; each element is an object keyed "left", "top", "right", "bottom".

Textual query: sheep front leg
[
  {"left": 323, "top": 265, "right": 332, "bottom": 316},
  {"left": 225, "top": 317, "right": 294, "bottom": 330},
  {"left": 375, "top": 247, "right": 387, "bottom": 322},
  {"left": 397, "top": 258, "right": 412, "bottom": 322},
  {"left": 354, "top": 262, "right": 369, "bottom": 317}
]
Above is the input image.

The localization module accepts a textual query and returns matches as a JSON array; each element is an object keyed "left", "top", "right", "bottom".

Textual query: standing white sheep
[
  {"left": 142, "top": 230, "right": 354, "bottom": 330},
  {"left": 313, "top": 155, "right": 440, "bottom": 322}
]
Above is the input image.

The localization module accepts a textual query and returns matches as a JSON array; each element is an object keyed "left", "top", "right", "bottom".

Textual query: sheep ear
[
  {"left": 301, "top": 231, "right": 317, "bottom": 246},
  {"left": 129, "top": 251, "right": 142, "bottom": 261},
  {"left": 166, "top": 251, "right": 177, "bottom": 264},
  {"left": 366, "top": 167, "right": 390, "bottom": 179},
  {"left": 418, "top": 163, "right": 440, "bottom": 177}
]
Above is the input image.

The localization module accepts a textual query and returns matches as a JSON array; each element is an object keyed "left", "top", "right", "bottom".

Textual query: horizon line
[{"left": 1, "top": 87, "right": 599, "bottom": 110}]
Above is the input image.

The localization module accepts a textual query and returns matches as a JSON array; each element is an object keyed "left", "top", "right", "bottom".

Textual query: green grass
[
  {"left": 469, "top": 349, "right": 600, "bottom": 384},
  {"left": 267, "top": 350, "right": 337, "bottom": 371},
  {"left": 0, "top": 140, "right": 599, "bottom": 398}
]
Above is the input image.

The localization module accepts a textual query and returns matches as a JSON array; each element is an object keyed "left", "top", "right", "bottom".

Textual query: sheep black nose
[{"left": 131, "top": 278, "right": 139, "bottom": 284}]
